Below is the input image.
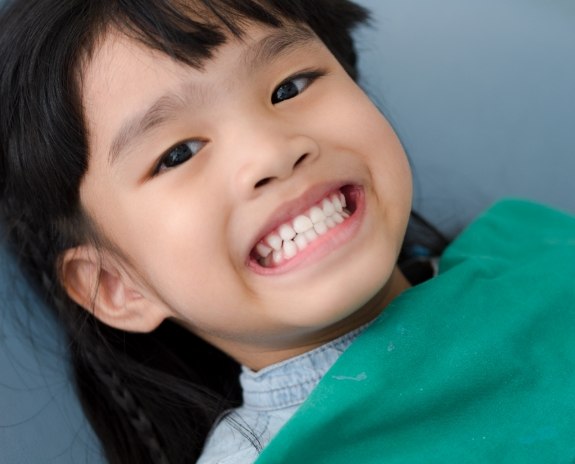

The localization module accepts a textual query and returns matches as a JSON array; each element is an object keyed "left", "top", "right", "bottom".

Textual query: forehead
[{"left": 82, "top": 21, "right": 318, "bottom": 106}]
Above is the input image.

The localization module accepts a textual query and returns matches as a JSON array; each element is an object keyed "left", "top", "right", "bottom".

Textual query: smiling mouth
[{"left": 250, "top": 185, "right": 361, "bottom": 269}]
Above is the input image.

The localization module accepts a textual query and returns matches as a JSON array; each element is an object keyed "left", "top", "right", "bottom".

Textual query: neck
[{"left": 228, "top": 266, "right": 411, "bottom": 371}]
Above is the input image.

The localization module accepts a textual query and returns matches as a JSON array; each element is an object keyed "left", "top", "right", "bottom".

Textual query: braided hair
[{"left": 0, "top": 0, "right": 371, "bottom": 462}]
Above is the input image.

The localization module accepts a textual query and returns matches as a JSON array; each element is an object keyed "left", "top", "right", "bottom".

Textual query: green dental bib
[{"left": 255, "top": 199, "right": 575, "bottom": 463}]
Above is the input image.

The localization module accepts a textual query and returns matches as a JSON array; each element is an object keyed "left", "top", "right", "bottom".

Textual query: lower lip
[{"left": 247, "top": 186, "right": 366, "bottom": 276}]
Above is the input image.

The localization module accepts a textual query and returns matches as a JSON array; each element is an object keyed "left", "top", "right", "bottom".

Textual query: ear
[{"left": 60, "top": 245, "right": 168, "bottom": 333}]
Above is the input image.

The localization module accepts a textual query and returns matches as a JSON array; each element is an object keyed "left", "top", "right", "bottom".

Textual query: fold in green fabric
[{"left": 256, "top": 199, "right": 575, "bottom": 463}]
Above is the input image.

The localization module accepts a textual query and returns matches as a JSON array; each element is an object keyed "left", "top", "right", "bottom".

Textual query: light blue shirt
[{"left": 197, "top": 325, "right": 368, "bottom": 464}]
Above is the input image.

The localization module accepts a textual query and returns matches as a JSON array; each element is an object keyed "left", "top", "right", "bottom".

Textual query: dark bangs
[{"left": 94, "top": 0, "right": 369, "bottom": 78}]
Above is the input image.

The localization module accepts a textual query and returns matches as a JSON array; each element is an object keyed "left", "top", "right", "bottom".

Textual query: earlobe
[{"left": 61, "top": 246, "right": 168, "bottom": 333}]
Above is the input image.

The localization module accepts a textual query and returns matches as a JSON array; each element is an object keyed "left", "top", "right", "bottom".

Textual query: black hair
[{"left": 0, "top": 1, "right": 378, "bottom": 463}]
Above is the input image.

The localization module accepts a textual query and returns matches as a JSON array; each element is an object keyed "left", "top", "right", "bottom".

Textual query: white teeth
[
  {"left": 283, "top": 240, "right": 298, "bottom": 259},
  {"left": 267, "top": 233, "right": 282, "bottom": 251},
  {"left": 322, "top": 198, "right": 335, "bottom": 216},
  {"left": 333, "top": 212, "right": 344, "bottom": 224},
  {"left": 314, "top": 221, "right": 328, "bottom": 235},
  {"left": 279, "top": 224, "right": 296, "bottom": 241},
  {"left": 293, "top": 215, "right": 313, "bottom": 233},
  {"left": 304, "top": 229, "right": 318, "bottom": 242},
  {"left": 256, "top": 243, "right": 272, "bottom": 258},
  {"left": 273, "top": 249, "right": 283, "bottom": 264},
  {"left": 294, "top": 234, "right": 308, "bottom": 251},
  {"left": 332, "top": 194, "right": 343, "bottom": 213},
  {"left": 309, "top": 206, "right": 326, "bottom": 224},
  {"left": 254, "top": 189, "right": 353, "bottom": 266}
]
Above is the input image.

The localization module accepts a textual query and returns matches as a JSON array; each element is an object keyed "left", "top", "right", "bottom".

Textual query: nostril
[
  {"left": 254, "top": 154, "right": 309, "bottom": 189},
  {"left": 254, "top": 177, "right": 273, "bottom": 189},
  {"left": 294, "top": 153, "right": 308, "bottom": 168}
]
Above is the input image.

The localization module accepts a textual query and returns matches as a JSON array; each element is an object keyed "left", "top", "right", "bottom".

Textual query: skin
[{"left": 64, "top": 22, "right": 413, "bottom": 370}]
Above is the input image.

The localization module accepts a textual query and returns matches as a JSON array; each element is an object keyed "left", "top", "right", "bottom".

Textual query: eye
[
  {"left": 271, "top": 70, "right": 325, "bottom": 104},
  {"left": 154, "top": 140, "right": 205, "bottom": 175}
]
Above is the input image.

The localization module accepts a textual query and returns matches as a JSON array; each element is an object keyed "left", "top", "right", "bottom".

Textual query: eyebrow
[
  {"left": 242, "top": 25, "right": 317, "bottom": 73},
  {"left": 107, "top": 25, "right": 318, "bottom": 165},
  {"left": 108, "top": 94, "right": 185, "bottom": 164}
]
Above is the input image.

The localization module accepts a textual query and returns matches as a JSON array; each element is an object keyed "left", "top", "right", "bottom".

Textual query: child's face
[{"left": 77, "top": 22, "right": 412, "bottom": 368}]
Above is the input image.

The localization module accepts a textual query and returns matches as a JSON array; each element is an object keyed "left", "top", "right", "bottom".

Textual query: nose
[
  {"left": 252, "top": 151, "right": 309, "bottom": 188},
  {"left": 228, "top": 116, "right": 320, "bottom": 198}
]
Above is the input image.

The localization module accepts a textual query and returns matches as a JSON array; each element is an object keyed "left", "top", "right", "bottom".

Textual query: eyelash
[
  {"left": 153, "top": 140, "right": 205, "bottom": 175},
  {"left": 152, "top": 69, "right": 326, "bottom": 176},
  {"left": 271, "top": 69, "right": 326, "bottom": 104}
]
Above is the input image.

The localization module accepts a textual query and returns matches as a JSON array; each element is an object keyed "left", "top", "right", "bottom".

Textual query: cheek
[
  {"left": 132, "top": 200, "right": 223, "bottom": 273},
  {"left": 96, "top": 186, "right": 231, "bottom": 293},
  {"left": 315, "top": 81, "right": 407, "bottom": 160},
  {"left": 322, "top": 85, "right": 412, "bottom": 201}
]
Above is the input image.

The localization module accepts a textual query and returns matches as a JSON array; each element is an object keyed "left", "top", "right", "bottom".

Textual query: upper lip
[{"left": 246, "top": 181, "right": 353, "bottom": 259}]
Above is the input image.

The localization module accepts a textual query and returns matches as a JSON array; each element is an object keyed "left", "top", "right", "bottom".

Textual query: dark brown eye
[
  {"left": 273, "top": 79, "right": 304, "bottom": 103},
  {"left": 271, "top": 71, "right": 324, "bottom": 104},
  {"left": 154, "top": 140, "right": 204, "bottom": 174}
]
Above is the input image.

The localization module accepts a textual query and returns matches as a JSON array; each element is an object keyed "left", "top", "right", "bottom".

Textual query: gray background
[
  {"left": 357, "top": 0, "right": 575, "bottom": 234},
  {"left": 1, "top": 0, "right": 574, "bottom": 462}
]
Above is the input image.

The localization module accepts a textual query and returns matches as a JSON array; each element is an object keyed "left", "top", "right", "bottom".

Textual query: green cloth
[{"left": 256, "top": 199, "right": 575, "bottom": 463}]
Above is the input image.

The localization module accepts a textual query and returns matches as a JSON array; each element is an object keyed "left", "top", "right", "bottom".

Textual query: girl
[
  {"left": 0, "top": 1, "right": 418, "bottom": 461},
  {"left": 2, "top": 1, "right": 574, "bottom": 463}
]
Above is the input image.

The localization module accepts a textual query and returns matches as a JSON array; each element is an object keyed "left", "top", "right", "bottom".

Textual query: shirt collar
[{"left": 240, "top": 323, "right": 371, "bottom": 411}]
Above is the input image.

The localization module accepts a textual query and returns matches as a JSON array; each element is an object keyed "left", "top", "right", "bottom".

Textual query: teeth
[
  {"left": 273, "top": 249, "right": 283, "bottom": 264},
  {"left": 332, "top": 194, "right": 343, "bottom": 213},
  {"left": 294, "top": 234, "right": 308, "bottom": 251},
  {"left": 283, "top": 240, "right": 298, "bottom": 259},
  {"left": 321, "top": 198, "right": 335, "bottom": 216},
  {"left": 304, "top": 229, "right": 318, "bottom": 242},
  {"left": 278, "top": 224, "right": 296, "bottom": 241},
  {"left": 293, "top": 215, "right": 313, "bottom": 233},
  {"left": 314, "top": 221, "right": 328, "bottom": 235},
  {"left": 267, "top": 233, "right": 282, "bottom": 251},
  {"left": 333, "top": 212, "right": 344, "bottom": 224},
  {"left": 309, "top": 206, "right": 326, "bottom": 224},
  {"left": 254, "top": 189, "right": 353, "bottom": 267},
  {"left": 256, "top": 243, "right": 272, "bottom": 258},
  {"left": 325, "top": 217, "right": 336, "bottom": 229}
]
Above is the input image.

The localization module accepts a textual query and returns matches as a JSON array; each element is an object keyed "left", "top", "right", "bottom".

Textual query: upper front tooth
[
  {"left": 293, "top": 215, "right": 313, "bottom": 233},
  {"left": 322, "top": 198, "right": 335, "bottom": 216},
  {"left": 309, "top": 206, "right": 326, "bottom": 224},
  {"left": 279, "top": 224, "right": 296, "bottom": 241},
  {"left": 267, "top": 233, "right": 283, "bottom": 251}
]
